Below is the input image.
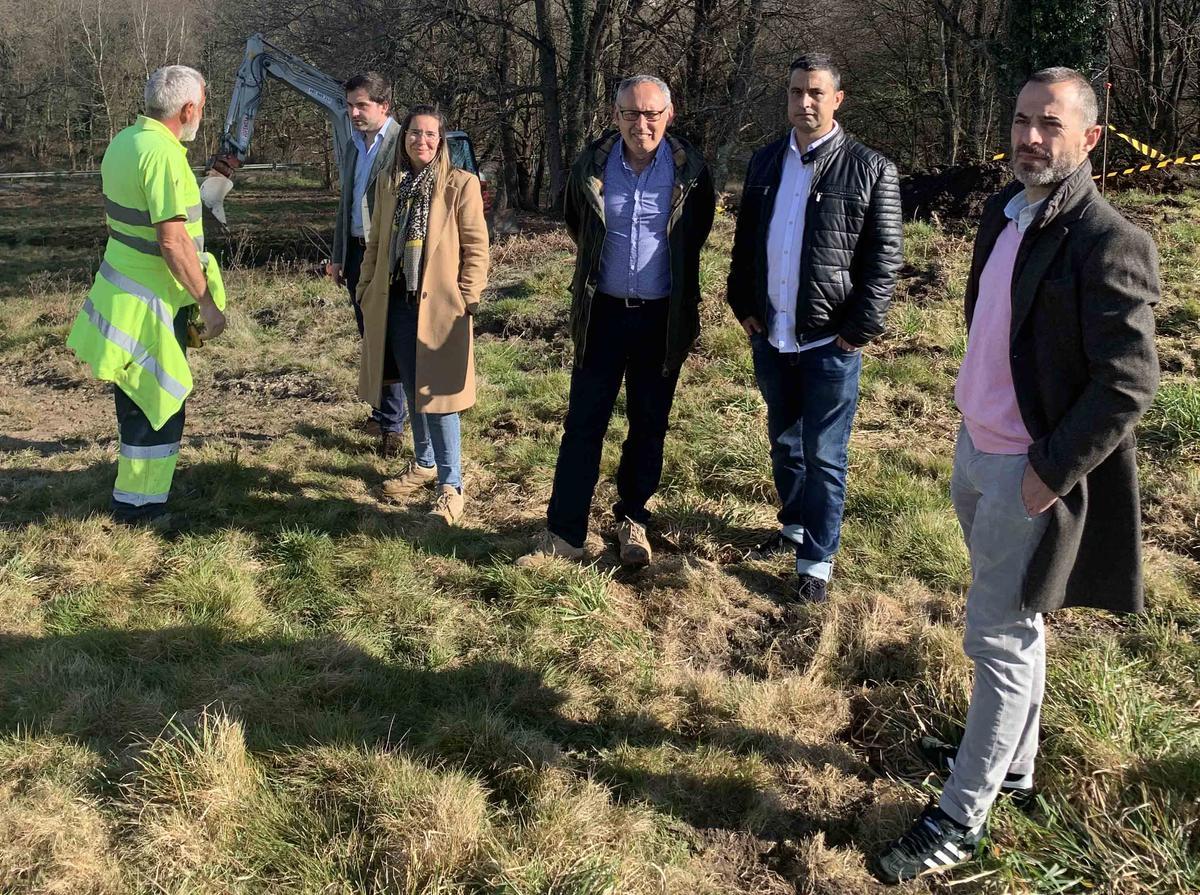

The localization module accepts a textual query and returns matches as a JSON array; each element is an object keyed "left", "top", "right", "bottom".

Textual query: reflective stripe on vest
[
  {"left": 81, "top": 298, "right": 189, "bottom": 400},
  {"left": 105, "top": 197, "right": 201, "bottom": 226},
  {"left": 107, "top": 227, "right": 204, "bottom": 257},
  {"left": 98, "top": 261, "right": 173, "bottom": 329}
]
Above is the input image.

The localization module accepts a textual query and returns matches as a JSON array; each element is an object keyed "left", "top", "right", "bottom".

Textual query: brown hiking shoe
[
  {"left": 516, "top": 529, "right": 585, "bottom": 567},
  {"left": 428, "top": 484, "right": 465, "bottom": 525},
  {"left": 380, "top": 463, "right": 437, "bottom": 501},
  {"left": 617, "top": 518, "right": 651, "bottom": 568},
  {"left": 361, "top": 417, "right": 383, "bottom": 437},
  {"left": 380, "top": 431, "right": 405, "bottom": 458}
]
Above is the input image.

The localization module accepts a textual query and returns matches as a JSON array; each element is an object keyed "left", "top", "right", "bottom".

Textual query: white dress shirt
[
  {"left": 766, "top": 122, "right": 841, "bottom": 353},
  {"left": 350, "top": 116, "right": 393, "bottom": 238}
]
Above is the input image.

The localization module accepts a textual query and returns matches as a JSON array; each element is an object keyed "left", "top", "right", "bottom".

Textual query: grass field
[{"left": 0, "top": 177, "right": 1198, "bottom": 894}]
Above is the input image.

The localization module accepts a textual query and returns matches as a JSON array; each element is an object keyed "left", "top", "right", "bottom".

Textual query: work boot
[
  {"left": 428, "top": 484, "right": 465, "bottom": 525},
  {"left": 516, "top": 529, "right": 585, "bottom": 567},
  {"left": 380, "top": 462, "right": 437, "bottom": 501},
  {"left": 379, "top": 431, "right": 404, "bottom": 459},
  {"left": 361, "top": 417, "right": 383, "bottom": 437},
  {"left": 617, "top": 518, "right": 651, "bottom": 568}
]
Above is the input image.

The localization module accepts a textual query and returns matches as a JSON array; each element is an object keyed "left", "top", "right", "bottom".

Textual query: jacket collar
[
  {"left": 425, "top": 168, "right": 462, "bottom": 262},
  {"left": 797, "top": 122, "right": 845, "bottom": 165},
  {"left": 583, "top": 130, "right": 706, "bottom": 227},
  {"left": 588, "top": 130, "right": 705, "bottom": 185},
  {"left": 137, "top": 115, "right": 185, "bottom": 153},
  {"left": 1032, "top": 158, "right": 1097, "bottom": 229},
  {"left": 993, "top": 158, "right": 1097, "bottom": 234},
  {"left": 762, "top": 124, "right": 847, "bottom": 181}
]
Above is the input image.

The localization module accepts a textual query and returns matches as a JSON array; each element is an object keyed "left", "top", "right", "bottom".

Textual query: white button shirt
[{"left": 766, "top": 122, "right": 841, "bottom": 353}]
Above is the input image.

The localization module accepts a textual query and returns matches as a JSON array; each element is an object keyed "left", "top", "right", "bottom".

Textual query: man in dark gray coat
[
  {"left": 329, "top": 72, "right": 406, "bottom": 455},
  {"left": 875, "top": 67, "right": 1160, "bottom": 884}
]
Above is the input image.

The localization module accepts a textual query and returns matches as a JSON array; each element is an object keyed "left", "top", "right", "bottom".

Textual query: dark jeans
[
  {"left": 547, "top": 295, "right": 681, "bottom": 548},
  {"left": 345, "top": 238, "right": 406, "bottom": 434},
  {"left": 750, "top": 334, "right": 862, "bottom": 577}
]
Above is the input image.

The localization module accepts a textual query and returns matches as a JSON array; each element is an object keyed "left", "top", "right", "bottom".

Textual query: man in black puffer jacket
[{"left": 727, "top": 52, "right": 903, "bottom": 602}]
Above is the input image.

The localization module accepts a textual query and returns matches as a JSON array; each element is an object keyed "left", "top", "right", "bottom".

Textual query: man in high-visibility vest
[{"left": 67, "top": 65, "right": 227, "bottom": 525}]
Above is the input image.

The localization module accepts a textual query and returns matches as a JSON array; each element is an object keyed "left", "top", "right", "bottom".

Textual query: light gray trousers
[{"left": 940, "top": 425, "right": 1051, "bottom": 829}]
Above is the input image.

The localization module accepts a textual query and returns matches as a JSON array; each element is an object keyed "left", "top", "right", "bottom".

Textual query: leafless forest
[{"left": 2, "top": 0, "right": 1199, "bottom": 205}]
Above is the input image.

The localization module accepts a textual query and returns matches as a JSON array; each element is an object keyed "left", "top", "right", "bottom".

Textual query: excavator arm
[
  {"left": 211, "top": 33, "right": 353, "bottom": 178},
  {"left": 202, "top": 33, "right": 485, "bottom": 225}
]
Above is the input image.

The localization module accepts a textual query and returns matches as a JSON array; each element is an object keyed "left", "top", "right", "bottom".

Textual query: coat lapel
[
  {"left": 1010, "top": 222, "right": 1068, "bottom": 338},
  {"left": 424, "top": 176, "right": 458, "bottom": 264},
  {"left": 366, "top": 123, "right": 398, "bottom": 190},
  {"left": 1008, "top": 161, "right": 1095, "bottom": 338}
]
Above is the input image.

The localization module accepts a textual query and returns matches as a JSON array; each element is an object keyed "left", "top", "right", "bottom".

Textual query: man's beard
[
  {"left": 1013, "top": 146, "right": 1079, "bottom": 187},
  {"left": 180, "top": 119, "right": 201, "bottom": 142}
]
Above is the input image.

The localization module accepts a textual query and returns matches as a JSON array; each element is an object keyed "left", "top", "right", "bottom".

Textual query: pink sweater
[{"left": 955, "top": 220, "right": 1033, "bottom": 454}]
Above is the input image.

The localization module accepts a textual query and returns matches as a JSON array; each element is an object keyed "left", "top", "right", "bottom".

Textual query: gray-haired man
[{"left": 518, "top": 75, "right": 716, "bottom": 568}]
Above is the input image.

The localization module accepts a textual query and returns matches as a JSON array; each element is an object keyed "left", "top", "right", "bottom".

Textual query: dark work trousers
[
  {"left": 345, "top": 237, "right": 407, "bottom": 433},
  {"left": 110, "top": 308, "right": 189, "bottom": 522},
  {"left": 749, "top": 333, "right": 862, "bottom": 579},
  {"left": 546, "top": 294, "right": 681, "bottom": 548}
]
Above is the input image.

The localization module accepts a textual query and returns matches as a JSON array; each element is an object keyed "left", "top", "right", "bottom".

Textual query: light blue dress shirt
[
  {"left": 1003, "top": 190, "right": 1047, "bottom": 234},
  {"left": 597, "top": 139, "right": 674, "bottom": 300},
  {"left": 350, "top": 116, "right": 392, "bottom": 238}
]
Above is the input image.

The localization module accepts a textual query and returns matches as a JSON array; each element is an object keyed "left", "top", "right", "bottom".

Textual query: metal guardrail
[{"left": 0, "top": 162, "right": 312, "bottom": 181}]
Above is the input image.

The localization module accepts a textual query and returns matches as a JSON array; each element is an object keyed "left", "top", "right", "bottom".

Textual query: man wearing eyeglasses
[
  {"left": 329, "top": 72, "right": 407, "bottom": 457},
  {"left": 518, "top": 74, "right": 716, "bottom": 569},
  {"left": 727, "top": 52, "right": 903, "bottom": 602}
]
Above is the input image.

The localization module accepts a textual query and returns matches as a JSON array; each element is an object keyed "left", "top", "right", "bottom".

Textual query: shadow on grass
[
  {"left": 0, "top": 449, "right": 541, "bottom": 565},
  {"left": 0, "top": 434, "right": 96, "bottom": 457},
  {"left": 0, "top": 625, "right": 853, "bottom": 834}
]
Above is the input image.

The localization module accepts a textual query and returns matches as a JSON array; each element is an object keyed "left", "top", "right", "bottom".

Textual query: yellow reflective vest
[{"left": 67, "top": 116, "right": 226, "bottom": 430}]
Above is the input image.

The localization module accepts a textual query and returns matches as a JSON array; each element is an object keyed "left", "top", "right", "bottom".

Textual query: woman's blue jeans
[{"left": 385, "top": 292, "right": 462, "bottom": 490}]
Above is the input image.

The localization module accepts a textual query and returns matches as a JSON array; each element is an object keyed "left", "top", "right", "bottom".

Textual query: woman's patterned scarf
[{"left": 389, "top": 161, "right": 437, "bottom": 296}]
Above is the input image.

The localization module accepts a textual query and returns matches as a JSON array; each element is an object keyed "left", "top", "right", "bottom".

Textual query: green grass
[{"left": 0, "top": 182, "right": 1198, "bottom": 893}]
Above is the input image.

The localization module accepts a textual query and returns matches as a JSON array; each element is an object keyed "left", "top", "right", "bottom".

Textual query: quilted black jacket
[{"left": 726, "top": 128, "right": 903, "bottom": 346}]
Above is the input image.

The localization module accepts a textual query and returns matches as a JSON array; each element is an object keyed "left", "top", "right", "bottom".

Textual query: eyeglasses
[
  {"left": 617, "top": 108, "right": 667, "bottom": 122},
  {"left": 407, "top": 129, "right": 440, "bottom": 141}
]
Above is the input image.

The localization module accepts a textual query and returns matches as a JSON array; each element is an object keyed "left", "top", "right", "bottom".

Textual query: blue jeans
[
  {"left": 750, "top": 334, "right": 862, "bottom": 580},
  {"left": 346, "top": 238, "right": 406, "bottom": 434},
  {"left": 385, "top": 291, "right": 462, "bottom": 490},
  {"left": 546, "top": 295, "right": 680, "bottom": 548}
]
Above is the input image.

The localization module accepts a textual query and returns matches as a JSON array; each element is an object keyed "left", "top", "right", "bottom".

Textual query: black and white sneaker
[
  {"left": 920, "top": 735, "right": 1036, "bottom": 809},
  {"left": 873, "top": 803, "right": 985, "bottom": 884}
]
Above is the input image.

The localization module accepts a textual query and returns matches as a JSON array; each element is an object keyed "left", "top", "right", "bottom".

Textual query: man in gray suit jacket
[
  {"left": 330, "top": 72, "right": 406, "bottom": 455},
  {"left": 875, "top": 67, "right": 1160, "bottom": 884}
]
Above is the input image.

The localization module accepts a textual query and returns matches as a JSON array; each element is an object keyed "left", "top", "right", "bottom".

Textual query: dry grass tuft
[
  {"left": 0, "top": 778, "right": 123, "bottom": 895},
  {"left": 0, "top": 732, "right": 120, "bottom": 894}
]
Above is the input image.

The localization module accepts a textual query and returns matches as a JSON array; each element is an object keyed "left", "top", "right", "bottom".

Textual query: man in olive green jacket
[{"left": 519, "top": 74, "right": 716, "bottom": 569}]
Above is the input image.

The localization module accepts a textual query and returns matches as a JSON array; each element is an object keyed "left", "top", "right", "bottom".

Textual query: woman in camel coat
[{"left": 356, "top": 104, "right": 489, "bottom": 524}]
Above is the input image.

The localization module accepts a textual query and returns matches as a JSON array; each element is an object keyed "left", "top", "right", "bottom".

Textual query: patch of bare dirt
[{"left": 209, "top": 368, "right": 343, "bottom": 403}]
